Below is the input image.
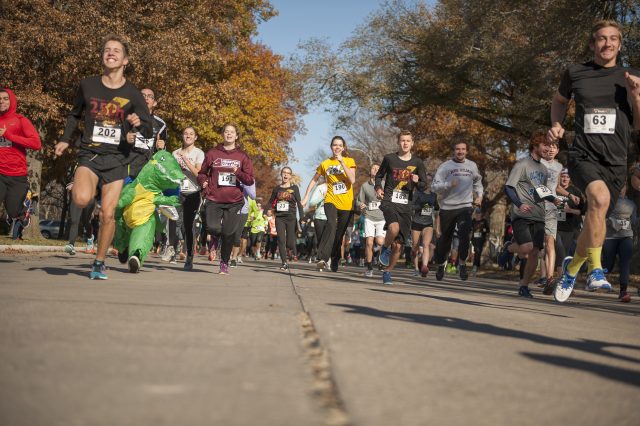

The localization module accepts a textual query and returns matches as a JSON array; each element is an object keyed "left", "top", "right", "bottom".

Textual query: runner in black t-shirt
[
  {"left": 268, "top": 166, "right": 304, "bottom": 271},
  {"left": 375, "top": 130, "right": 428, "bottom": 285},
  {"left": 470, "top": 209, "right": 489, "bottom": 275},
  {"left": 54, "top": 34, "right": 153, "bottom": 280},
  {"left": 554, "top": 169, "right": 585, "bottom": 277},
  {"left": 547, "top": 20, "right": 640, "bottom": 302},
  {"left": 126, "top": 87, "right": 168, "bottom": 178}
]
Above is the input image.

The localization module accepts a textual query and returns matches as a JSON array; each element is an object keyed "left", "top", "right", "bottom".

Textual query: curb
[{"left": 0, "top": 245, "right": 66, "bottom": 253}]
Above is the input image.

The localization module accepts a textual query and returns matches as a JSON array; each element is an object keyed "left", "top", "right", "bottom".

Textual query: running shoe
[
  {"left": 542, "top": 277, "right": 556, "bottom": 295},
  {"left": 435, "top": 264, "right": 445, "bottom": 281},
  {"left": 518, "top": 286, "right": 533, "bottom": 298},
  {"left": 162, "top": 246, "right": 175, "bottom": 262},
  {"left": 280, "top": 263, "right": 289, "bottom": 271},
  {"left": 118, "top": 248, "right": 128, "bottom": 264},
  {"left": 199, "top": 245, "right": 207, "bottom": 256},
  {"left": 169, "top": 253, "right": 177, "bottom": 264},
  {"left": 554, "top": 256, "right": 576, "bottom": 303},
  {"left": 64, "top": 244, "right": 76, "bottom": 255},
  {"left": 330, "top": 259, "right": 339, "bottom": 273},
  {"left": 365, "top": 269, "right": 373, "bottom": 278},
  {"left": 535, "top": 277, "right": 547, "bottom": 288},
  {"left": 230, "top": 259, "right": 237, "bottom": 268},
  {"left": 219, "top": 261, "right": 229, "bottom": 275},
  {"left": 184, "top": 256, "right": 193, "bottom": 271},
  {"left": 412, "top": 269, "right": 420, "bottom": 277},
  {"left": 459, "top": 264, "right": 468, "bottom": 281},
  {"left": 208, "top": 250, "right": 216, "bottom": 262},
  {"left": 89, "top": 261, "right": 108, "bottom": 280},
  {"left": 585, "top": 268, "right": 612, "bottom": 292},
  {"left": 379, "top": 246, "right": 391, "bottom": 267},
  {"left": 316, "top": 260, "right": 327, "bottom": 271},
  {"left": 382, "top": 271, "right": 393, "bottom": 285},
  {"left": 237, "top": 256, "right": 243, "bottom": 264},
  {"left": 619, "top": 291, "right": 631, "bottom": 303},
  {"left": 420, "top": 264, "right": 429, "bottom": 278},
  {"left": 86, "top": 236, "right": 94, "bottom": 253},
  {"left": 128, "top": 256, "right": 141, "bottom": 273},
  {"left": 446, "top": 263, "right": 457, "bottom": 274}
]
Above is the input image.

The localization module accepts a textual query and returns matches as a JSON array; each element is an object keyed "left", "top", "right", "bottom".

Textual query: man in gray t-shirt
[
  {"left": 504, "top": 139, "right": 555, "bottom": 298},
  {"left": 357, "top": 163, "right": 386, "bottom": 276}
]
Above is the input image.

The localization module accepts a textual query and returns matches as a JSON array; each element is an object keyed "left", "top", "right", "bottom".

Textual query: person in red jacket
[
  {"left": 197, "top": 123, "right": 255, "bottom": 275},
  {"left": 0, "top": 88, "right": 42, "bottom": 221}
]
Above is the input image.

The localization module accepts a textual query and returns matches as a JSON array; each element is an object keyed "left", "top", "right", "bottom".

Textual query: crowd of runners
[{"left": 1, "top": 20, "right": 639, "bottom": 304}]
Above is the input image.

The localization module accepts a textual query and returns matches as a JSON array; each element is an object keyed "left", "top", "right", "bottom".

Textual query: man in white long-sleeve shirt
[{"left": 431, "top": 141, "right": 483, "bottom": 281}]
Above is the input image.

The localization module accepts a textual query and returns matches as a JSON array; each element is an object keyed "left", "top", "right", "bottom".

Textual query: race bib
[
  {"left": 333, "top": 182, "right": 347, "bottom": 195},
  {"left": 256, "top": 225, "right": 265, "bottom": 232},
  {"left": 0, "top": 137, "right": 11, "bottom": 148},
  {"left": 421, "top": 206, "right": 433, "bottom": 216},
  {"left": 218, "top": 172, "right": 236, "bottom": 186},
  {"left": 181, "top": 178, "right": 192, "bottom": 191},
  {"left": 584, "top": 108, "right": 616, "bottom": 134},
  {"left": 618, "top": 219, "right": 630, "bottom": 230},
  {"left": 276, "top": 201, "right": 289, "bottom": 212},
  {"left": 473, "top": 232, "right": 482, "bottom": 238},
  {"left": 535, "top": 185, "right": 554, "bottom": 201},
  {"left": 92, "top": 123, "right": 121, "bottom": 145},
  {"left": 368, "top": 201, "right": 380, "bottom": 211},
  {"left": 557, "top": 211, "right": 567, "bottom": 221},
  {"left": 134, "top": 136, "right": 153, "bottom": 150},
  {"left": 391, "top": 190, "right": 409, "bottom": 204}
]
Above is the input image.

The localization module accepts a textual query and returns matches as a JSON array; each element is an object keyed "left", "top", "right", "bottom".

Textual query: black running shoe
[
  {"left": 518, "top": 286, "right": 533, "bottom": 298},
  {"left": 118, "top": 248, "right": 129, "bottom": 264},
  {"left": 542, "top": 277, "right": 556, "bottom": 295},
  {"left": 435, "top": 265, "right": 445, "bottom": 281},
  {"left": 459, "top": 264, "right": 468, "bottom": 281},
  {"left": 280, "top": 263, "right": 289, "bottom": 271}
]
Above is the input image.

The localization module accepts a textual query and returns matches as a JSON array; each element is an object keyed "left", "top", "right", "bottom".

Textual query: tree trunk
[{"left": 23, "top": 149, "right": 42, "bottom": 240}]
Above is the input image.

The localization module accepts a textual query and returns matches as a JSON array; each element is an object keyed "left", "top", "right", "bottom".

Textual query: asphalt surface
[{"left": 1, "top": 251, "right": 639, "bottom": 426}]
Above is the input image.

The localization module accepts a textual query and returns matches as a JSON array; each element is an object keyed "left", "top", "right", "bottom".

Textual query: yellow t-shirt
[{"left": 316, "top": 157, "right": 356, "bottom": 211}]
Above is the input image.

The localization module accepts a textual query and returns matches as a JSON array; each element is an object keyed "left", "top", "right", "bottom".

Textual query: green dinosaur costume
[{"left": 114, "top": 150, "right": 185, "bottom": 268}]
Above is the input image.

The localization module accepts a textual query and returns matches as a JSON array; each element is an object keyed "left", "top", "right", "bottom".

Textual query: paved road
[{"left": 1, "top": 252, "right": 638, "bottom": 426}]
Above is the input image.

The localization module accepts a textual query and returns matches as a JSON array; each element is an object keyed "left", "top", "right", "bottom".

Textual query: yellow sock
[
  {"left": 567, "top": 253, "right": 587, "bottom": 277},
  {"left": 586, "top": 247, "right": 603, "bottom": 273}
]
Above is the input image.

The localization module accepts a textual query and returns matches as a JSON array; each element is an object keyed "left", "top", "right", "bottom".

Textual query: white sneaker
[
  {"left": 585, "top": 268, "right": 612, "bottom": 292},
  {"left": 161, "top": 246, "right": 175, "bottom": 262}
]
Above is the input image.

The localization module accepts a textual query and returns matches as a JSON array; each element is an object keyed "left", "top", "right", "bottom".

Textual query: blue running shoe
[
  {"left": 89, "top": 261, "right": 108, "bottom": 280},
  {"left": 382, "top": 271, "right": 393, "bottom": 285},
  {"left": 554, "top": 256, "right": 575, "bottom": 303},
  {"left": 585, "top": 268, "right": 612, "bottom": 292},
  {"left": 379, "top": 246, "right": 391, "bottom": 267}
]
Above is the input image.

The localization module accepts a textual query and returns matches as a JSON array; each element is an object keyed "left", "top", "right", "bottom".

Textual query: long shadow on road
[
  {"left": 329, "top": 303, "right": 640, "bottom": 369},
  {"left": 522, "top": 352, "right": 640, "bottom": 388},
  {"left": 369, "top": 288, "right": 570, "bottom": 318}
]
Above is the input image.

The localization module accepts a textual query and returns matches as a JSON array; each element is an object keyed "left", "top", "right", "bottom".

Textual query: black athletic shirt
[
  {"left": 60, "top": 76, "right": 153, "bottom": 157},
  {"left": 556, "top": 184, "right": 585, "bottom": 233},
  {"left": 412, "top": 190, "right": 438, "bottom": 226},
  {"left": 268, "top": 184, "right": 304, "bottom": 219},
  {"left": 558, "top": 62, "right": 640, "bottom": 166},
  {"left": 375, "top": 153, "right": 428, "bottom": 210}
]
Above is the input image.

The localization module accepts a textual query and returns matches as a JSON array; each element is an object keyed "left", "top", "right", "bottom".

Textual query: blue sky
[{"left": 255, "top": 0, "right": 388, "bottom": 189}]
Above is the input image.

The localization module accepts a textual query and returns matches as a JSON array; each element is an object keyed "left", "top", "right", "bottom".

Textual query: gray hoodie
[{"left": 431, "top": 159, "right": 483, "bottom": 210}]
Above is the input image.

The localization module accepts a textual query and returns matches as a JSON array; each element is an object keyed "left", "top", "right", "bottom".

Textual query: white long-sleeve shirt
[{"left": 431, "top": 159, "right": 483, "bottom": 210}]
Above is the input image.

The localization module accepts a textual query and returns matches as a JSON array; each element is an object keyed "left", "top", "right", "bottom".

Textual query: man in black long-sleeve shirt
[
  {"left": 375, "top": 130, "right": 428, "bottom": 285},
  {"left": 54, "top": 34, "right": 152, "bottom": 280}
]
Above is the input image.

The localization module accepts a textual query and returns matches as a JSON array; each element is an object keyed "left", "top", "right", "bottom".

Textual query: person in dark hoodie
[
  {"left": 54, "top": 34, "right": 153, "bottom": 280},
  {"left": 197, "top": 123, "right": 255, "bottom": 275},
  {"left": 0, "top": 88, "right": 42, "bottom": 223}
]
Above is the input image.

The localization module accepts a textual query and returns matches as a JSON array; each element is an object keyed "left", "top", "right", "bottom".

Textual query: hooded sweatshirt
[
  {"left": 0, "top": 88, "right": 42, "bottom": 176},
  {"left": 197, "top": 144, "right": 255, "bottom": 204}
]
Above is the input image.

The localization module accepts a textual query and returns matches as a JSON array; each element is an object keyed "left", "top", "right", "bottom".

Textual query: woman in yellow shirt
[{"left": 302, "top": 136, "right": 356, "bottom": 272}]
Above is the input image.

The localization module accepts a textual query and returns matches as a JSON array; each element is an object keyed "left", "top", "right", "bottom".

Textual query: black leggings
[
  {"left": 276, "top": 215, "right": 297, "bottom": 262},
  {"left": 602, "top": 237, "right": 633, "bottom": 292},
  {"left": 472, "top": 238, "right": 485, "bottom": 267},
  {"left": 169, "top": 192, "right": 201, "bottom": 257},
  {"left": 0, "top": 174, "right": 29, "bottom": 218},
  {"left": 205, "top": 201, "right": 243, "bottom": 264},
  {"left": 318, "top": 203, "right": 353, "bottom": 264},
  {"left": 434, "top": 207, "right": 472, "bottom": 265},
  {"left": 68, "top": 199, "right": 96, "bottom": 244},
  {"left": 555, "top": 229, "right": 578, "bottom": 267}
]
